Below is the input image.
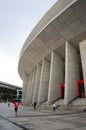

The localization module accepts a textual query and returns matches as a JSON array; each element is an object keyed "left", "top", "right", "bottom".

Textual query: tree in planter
[{"left": 2, "top": 93, "right": 11, "bottom": 101}]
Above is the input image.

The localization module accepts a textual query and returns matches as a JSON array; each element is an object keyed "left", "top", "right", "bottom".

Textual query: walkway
[{"left": 0, "top": 102, "right": 86, "bottom": 130}]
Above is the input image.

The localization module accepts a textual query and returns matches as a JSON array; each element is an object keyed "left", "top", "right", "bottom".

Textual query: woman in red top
[{"left": 14, "top": 101, "right": 19, "bottom": 116}]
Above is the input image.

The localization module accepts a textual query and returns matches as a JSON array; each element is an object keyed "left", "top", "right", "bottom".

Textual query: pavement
[{"left": 0, "top": 102, "right": 86, "bottom": 130}]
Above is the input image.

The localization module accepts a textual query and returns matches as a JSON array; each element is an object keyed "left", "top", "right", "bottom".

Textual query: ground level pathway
[{"left": 0, "top": 102, "right": 86, "bottom": 130}]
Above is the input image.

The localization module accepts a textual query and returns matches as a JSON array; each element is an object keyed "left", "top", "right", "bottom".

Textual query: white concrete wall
[
  {"left": 79, "top": 40, "right": 86, "bottom": 97},
  {"left": 65, "top": 41, "right": 80, "bottom": 104},
  {"left": 33, "top": 64, "right": 42, "bottom": 103},
  {"left": 38, "top": 59, "right": 50, "bottom": 103},
  {"left": 22, "top": 72, "right": 29, "bottom": 103},
  {"left": 48, "top": 51, "right": 64, "bottom": 103}
]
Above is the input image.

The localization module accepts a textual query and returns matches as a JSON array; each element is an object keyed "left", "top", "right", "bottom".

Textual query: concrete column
[
  {"left": 29, "top": 68, "right": 36, "bottom": 104},
  {"left": 38, "top": 59, "right": 50, "bottom": 104},
  {"left": 22, "top": 72, "right": 29, "bottom": 103},
  {"left": 48, "top": 51, "right": 64, "bottom": 103},
  {"left": 65, "top": 41, "right": 80, "bottom": 104},
  {"left": 33, "top": 64, "right": 42, "bottom": 103},
  {"left": 26, "top": 73, "right": 32, "bottom": 104},
  {"left": 26, "top": 76, "right": 30, "bottom": 103},
  {"left": 79, "top": 40, "right": 86, "bottom": 97},
  {"left": 27, "top": 72, "right": 33, "bottom": 104}
]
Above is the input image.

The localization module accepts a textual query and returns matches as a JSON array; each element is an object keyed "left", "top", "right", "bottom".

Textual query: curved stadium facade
[{"left": 18, "top": 0, "right": 86, "bottom": 106}]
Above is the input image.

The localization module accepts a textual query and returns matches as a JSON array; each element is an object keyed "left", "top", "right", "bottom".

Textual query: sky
[{"left": 0, "top": 0, "right": 57, "bottom": 87}]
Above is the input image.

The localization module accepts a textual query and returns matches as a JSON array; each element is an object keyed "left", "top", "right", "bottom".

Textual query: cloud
[{"left": 0, "top": 50, "right": 22, "bottom": 86}]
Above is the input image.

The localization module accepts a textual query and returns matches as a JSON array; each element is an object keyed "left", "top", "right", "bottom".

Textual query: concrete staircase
[
  {"left": 57, "top": 104, "right": 86, "bottom": 112},
  {"left": 37, "top": 101, "right": 53, "bottom": 110},
  {"left": 57, "top": 98, "right": 86, "bottom": 112},
  {"left": 37, "top": 98, "right": 86, "bottom": 112}
]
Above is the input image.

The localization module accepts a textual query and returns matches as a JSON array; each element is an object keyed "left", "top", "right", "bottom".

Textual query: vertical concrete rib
[
  {"left": 38, "top": 59, "right": 50, "bottom": 104},
  {"left": 79, "top": 40, "right": 86, "bottom": 97},
  {"left": 48, "top": 51, "right": 64, "bottom": 103},
  {"left": 29, "top": 68, "right": 36, "bottom": 104},
  {"left": 22, "top": 72, "right": 29, "bottom": 103},
  {"left": 26, "top": 76, "right": 30, "bottom": 103},
  {"left": 28, "top": 72, "right": 33, "bottom": 104},
  {"left": 26, "top": 73, "right": 32, "bottom": 104},
  {"left": 65, "top": 41, "right": 80, "bottom": 104},
  {"left": 33, "top": 64, "right": 42, "bottom": 103}
]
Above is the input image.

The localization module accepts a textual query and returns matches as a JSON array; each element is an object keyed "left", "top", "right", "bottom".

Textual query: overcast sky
[{"left": 0, "top": 0, "right": 57, "bottom": 87}]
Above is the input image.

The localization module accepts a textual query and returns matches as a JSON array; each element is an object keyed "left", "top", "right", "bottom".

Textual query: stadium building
[
  {"left": 18, "top": 0, "right": 86, "bottom": 106},
  {"left": 0, "top": 81, "right": 22, "bottom": 101}
]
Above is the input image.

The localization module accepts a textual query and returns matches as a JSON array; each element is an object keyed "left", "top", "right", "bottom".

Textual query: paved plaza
[{"left": 0, "top": 102, "right": 86, "bottom": 130}]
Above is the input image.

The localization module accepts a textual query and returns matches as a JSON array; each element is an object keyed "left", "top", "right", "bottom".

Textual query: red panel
[
  {"left": 78, "top": 80, "right": 84, "bottom": 85},
  {"left": 60, "top": 84, "right": 65, "bottom": 98},
  {"left": 77, "top": 80, "right": 84, "bottom": 97},
  {"left": 61, "top": 84, "right": 65, "bottom": 87}
]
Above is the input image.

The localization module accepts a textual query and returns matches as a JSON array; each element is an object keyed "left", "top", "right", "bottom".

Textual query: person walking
[
  {"left": 14, "top": 100, "right": 19, "bottom": 116},
  {"left": 8, "top": 102, "right": 10, "bottom": 107},
  {"left": 52, "top": 103, "right": 56, "bottom": 111},
  {"left": 33, "top": 102, "right": 37, "bottom": 110}
]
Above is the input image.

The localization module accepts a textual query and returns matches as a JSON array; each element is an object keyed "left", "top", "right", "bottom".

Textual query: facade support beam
[
  {"left": 28, "top": 72, "right": 33, "bottom": 104},
  {"left": 26, "top": 76, "right": 30, "bottom": 103},
  {"left": 48, "top": 51, "right": 64, "bottom": 103},
  {"left": 38, "top": 59, "right": 50, "bottom": 104},
  {"left": 26, "top": 73, "right": 32, "bottom": 104},
  {"left": 22, "top": 72, "right": 29, "bottom": 103},
  {"left": 33, "top": 64, "right": 42, "bottom": 103},
  {"left": 29, "top": 68, "right": 36, "bottom": 104},
  {"left": 65, "top": 41, "right": 80, "bottom": 104},
  {"left": 79, "top": 40, "right": 86, "bottom": 97}
]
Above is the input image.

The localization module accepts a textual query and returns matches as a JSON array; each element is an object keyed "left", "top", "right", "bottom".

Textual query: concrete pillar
[
  {"left": 48, "top": 51, "right": 64, "bottom": 103},
  {"left": 22, "top": 72, "right": 29, "bottom": 103},
  {"left": 26, "top": 76, "right": 30, "bottom": 103},
  {"left": 33, "top": 64, "right": 42, "bottom": 103},
  {"left": 26, "top": 73, "right": 32, "bottom": 104},
  {"left": 65, "top": 41, "right": 80, "bottom": 104},
  {"left": 29, "top": 68, "right": 36, "bottom": 104},
  {"left": 79, "top": 40, "right": 86, "bottom": 97},
  {"left": 27, "top": 72, "right": 33, "bottom": 104},
  {"left": 38, "top": 59, "right": 50, "bottom": 104}
]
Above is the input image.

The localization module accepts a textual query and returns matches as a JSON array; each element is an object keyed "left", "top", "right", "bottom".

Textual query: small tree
[{"left": 2, "top": 93, "right": 11, "bottom": 100}]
